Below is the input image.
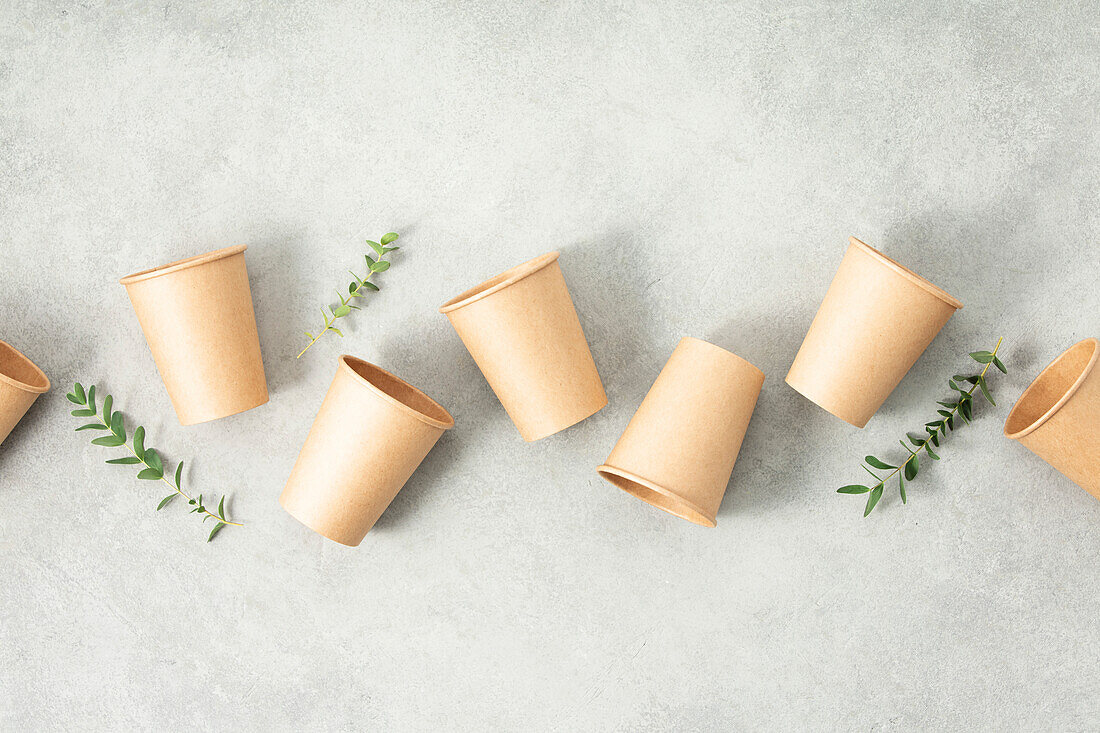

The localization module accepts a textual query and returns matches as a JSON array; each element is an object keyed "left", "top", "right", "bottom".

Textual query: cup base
[
  {"left": 279, "top": 493, "right": 363, "bottom": 547},
  {"left": 596, "top": 464, "right": 717, "bottom": 527},
  {"left": 177, "top": 394, "right": 269, "bottom": 426},
  {"left": 784, "top": 375, "right": 869, "bottom": 428}
]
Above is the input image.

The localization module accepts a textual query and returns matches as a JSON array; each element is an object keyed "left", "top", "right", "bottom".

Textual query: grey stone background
[{"left": 1, "top": 1, "right": 1098, "bottom": 730}]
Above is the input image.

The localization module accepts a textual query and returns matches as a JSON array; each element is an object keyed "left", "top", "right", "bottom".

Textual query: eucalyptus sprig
[
  {"left": 297, "top": 232, "right": 400, "bottom": 358},
  {"left": 838, "top": 338, "right": 1007, "bottom": 516},
  {"left": 66, "top": 382, "right": 240, "bottom": 541}
]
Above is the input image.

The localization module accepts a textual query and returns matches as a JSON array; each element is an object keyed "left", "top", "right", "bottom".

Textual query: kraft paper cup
[
  {"left": 439, "top": 252, "right": 606, "bottom": 442},
  {"left": 280, "top": 355, "right": 454, "bottom": 546},
  {"left": 120, "top": 245, "right": 268, "bottom": 425},
  {"left": 785, "top": 237, "right": 962, "bottom": 428},
  {"left": 0, "top": 340, "right": 50, "bottom": 446},
  {"left": 1004, "top": 338, "right": 1100, "bottom": 500},
  {"left": 597, "top": 337, "right": 764, "bottom": 527}
]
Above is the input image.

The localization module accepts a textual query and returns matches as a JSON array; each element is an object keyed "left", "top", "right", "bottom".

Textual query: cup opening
[
  {"left": 1005, "top": 338, "right": 1098, "bottom": 439},
  {"left": 438, "top": 252, "right": 560, "bottom": 313},
  {"left": 848, "top": 237, "right": 963, "bottom": 310},
  {"left": 597, "top": 466, "right": 717, "bottom": 527},
  {"left": 119, "top": 245, "right": 248, "bottom": 285},
  {"left": 0, "top": 340, "right": 50, "bottom": 393},
  {"left": 341, "top": 356, "right": 454, "bottom": 429}
]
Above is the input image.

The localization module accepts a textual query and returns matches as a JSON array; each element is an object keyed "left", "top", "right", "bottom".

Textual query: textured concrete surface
[{"left": 2, "top": 2, "right": 1099, "bottom": 730}]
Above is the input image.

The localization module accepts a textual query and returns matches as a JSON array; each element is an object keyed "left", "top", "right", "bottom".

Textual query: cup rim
[
  {"left": 0, "top": 339, "right": 50, "bottom": 394},
  {"left": 597, "top": 464, "right": 718, "bottom": 527},
  {"left": 1004, "top": 337, "right": 1099, "bottom": 440},
  {"left": 848, "top": 237, "right": 963, "bottom": 310},
  {"left": 119, "top": 245, "right": 248, "bottom": 285},
  {"left": 438, "top": 252, "right": 560, "bottom": 314},
  {"left": 339, "top": 355, "right": 455, "bottom": 430}
]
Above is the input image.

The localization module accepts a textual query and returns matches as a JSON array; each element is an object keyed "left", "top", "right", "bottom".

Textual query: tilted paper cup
[
  {"left": 597, "top": 337, "right": 764, "bottom": 527},
  {"left": 1004, "top": 338, "right": 1100, "bottom": 500},
  {"left": 439, "top": 252, "right": 606, "bottom": 442},
  {"left": 280, "top": 356, "right": 454, "bottom": 546},
  {"left": 120, "top": 245, "right": 268, "bottom": 425},
  {"left": 0, "top": 340, "right": 50, "bottom": 446},
  {"left": 785, "top": 237, "right": 962, "bottom": 428}
]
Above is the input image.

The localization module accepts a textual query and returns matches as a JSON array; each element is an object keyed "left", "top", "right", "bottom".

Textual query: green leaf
[
  {"left": 133, "top": 426, "right": 145, "bottom": 460},
  {"left": 208, "top": 522, "right": 227, "bottom": 542},
  {"left": 864, "top": 485, "right": 883, "bottom": 517},
  {"left": 73, "top": 382, "right": 85, "bottom": 402},
  {"left": 91, "top": 435, "right": 125, "bottom": 447},
  {"left": 175, "top": 461, "right": 183, "bottom": 489},
  {"left": 865, "top": 456, "right": 895, "bottom": 470},
  {"left": 908, "top": 434, "right": 925, "bottom": 447},
  {"left": 382, "top": 246, "right": 399, "bottom": 254},
  {"left": 930, "top": 432, "right": 940, "bottom": 447},
  {"left": 367, "top": 240, "right": 385, "bottom": 257},
  {"left": 380, "top": 232, "right": 398, "bottom": 245},
  {"left": 898, "top": 473, "right": 906, "bottom": 504},
  {"left": 71, "top": 409, "right": 96, "bottom": 417},
  {"left": 349, "top": 282, "right": 357, "bottom": 294},
  {"left": 977, "top": 376, "right": 996, "bottom": 405},
  {"left": 970, "top": 351, "right": 994, "bottom": 363},
  {"left": 86, "top": 385, "right": 96, "bottom": 412},
  {"left": 157, "top": 495, "right": 176, "bottom": 511},
  {"left": 370, "top": 260, "right": 390, "bottom": 272},
  {"left": 330, "top": 327, "right": 344, "bottom": 338},
  {"left": 102, "top": 395, "right": 113, "bottom": 424},
  {"left": 937, "top": 410, "right": 952, "bottom": 418},
  {"left": 333, "top": 305, "right": 351, "bottom": 317},
  {"left": 364, "top": 254, "right": 376, "bottom": 267},
  {"left": 66, "top": 392, "right": 83, "bottom": 404},
  {"left": 992, "top": 355, "right": 1007, "bottom": 374},
  {"left": 838, "top": 485, "right": 871, "bottom": 494},
  {"left": 904, "top": 455, "right": 919, "bottom": 481},
  {"left": 960, "top": 399, "right": 973, "bottom": 421},
  {"left": 106, "top": 456, "right": 141, "bottom": 465},
  {"left": 217, "top": 496, "right": 226, "bottom": 520},
  {"left": 137, "top": 468, "right": 162, "bottom": 480},
  {"left": 361, "top": 281, "right": 379, "bottom": 292},
  {"left": 925, "top": 442, "right": 940, "bottom": 459},
  {"left": 146, "top": 449, "right": 163, "bottom": 475},
  {"left": 110, "top": 410, "right": 125, "bottom": 439},
  {"left": 75, "top": 423, "right": 105, "bottom": 431},
  {"left": 937, "top": 401, "right": 957, "bottom": 409}
]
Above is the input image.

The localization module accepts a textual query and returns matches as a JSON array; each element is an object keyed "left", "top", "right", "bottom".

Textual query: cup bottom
[{"left": 596, "top": 465, "right": 717, "bottom": 527}]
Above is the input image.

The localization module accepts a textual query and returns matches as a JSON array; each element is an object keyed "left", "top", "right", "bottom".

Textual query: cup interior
[
  {"left": 597, "top": 466, "right": 717, "bottom": 527},
  {"left": 342, "top": 356, "right": 454, "bottom": 429},
  {"left": 0, "top": 340, "right": 50, "bottom": 393},
  {"left": 1005, "top": 338, "right": 1098, "bottom": 438}
]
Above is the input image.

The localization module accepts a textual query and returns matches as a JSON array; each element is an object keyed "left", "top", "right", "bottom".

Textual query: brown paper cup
[
  {"left": 280, "top": 355, "right": 454, "bottom": 546},
  {"left": 0, "top": 340, "right": 50, "bottom": 446},
  {"left": 1004, "top": 338, "right": 1100, "bottom": 500},
  {"left": 120, "top": 245, "right": 268, "bottom": 425},
  {"left": 439, "top": 252, "right": 606, "bottom": 442},
  {"left": 785, "top": 237, "right": 962, "bottom": 428},
  {"left": 597, "top": 337, "right": 764, "bottom": 527}
]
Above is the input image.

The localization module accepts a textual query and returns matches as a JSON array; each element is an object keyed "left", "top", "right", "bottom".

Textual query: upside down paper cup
[
  {"left": 1005, "top": 338, "right": 1100, "bottom": 500},
  {"left": 120, "top": 245, "right": 268, "bottom": 425},
  {"left": 439, "top": 252, "right": 606, "bottom": 442},
  {"left": 280, "top": 356, "right": 454, "bottom": 546},
  {"left": 0, "top": 340, "right": 50, "bottom": 446},
  {"left": 785, "top": 237, "right": 962, "bottom": 428},
  {"left": 597, "top": 337, "right": 764, "bottom": 527}
]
